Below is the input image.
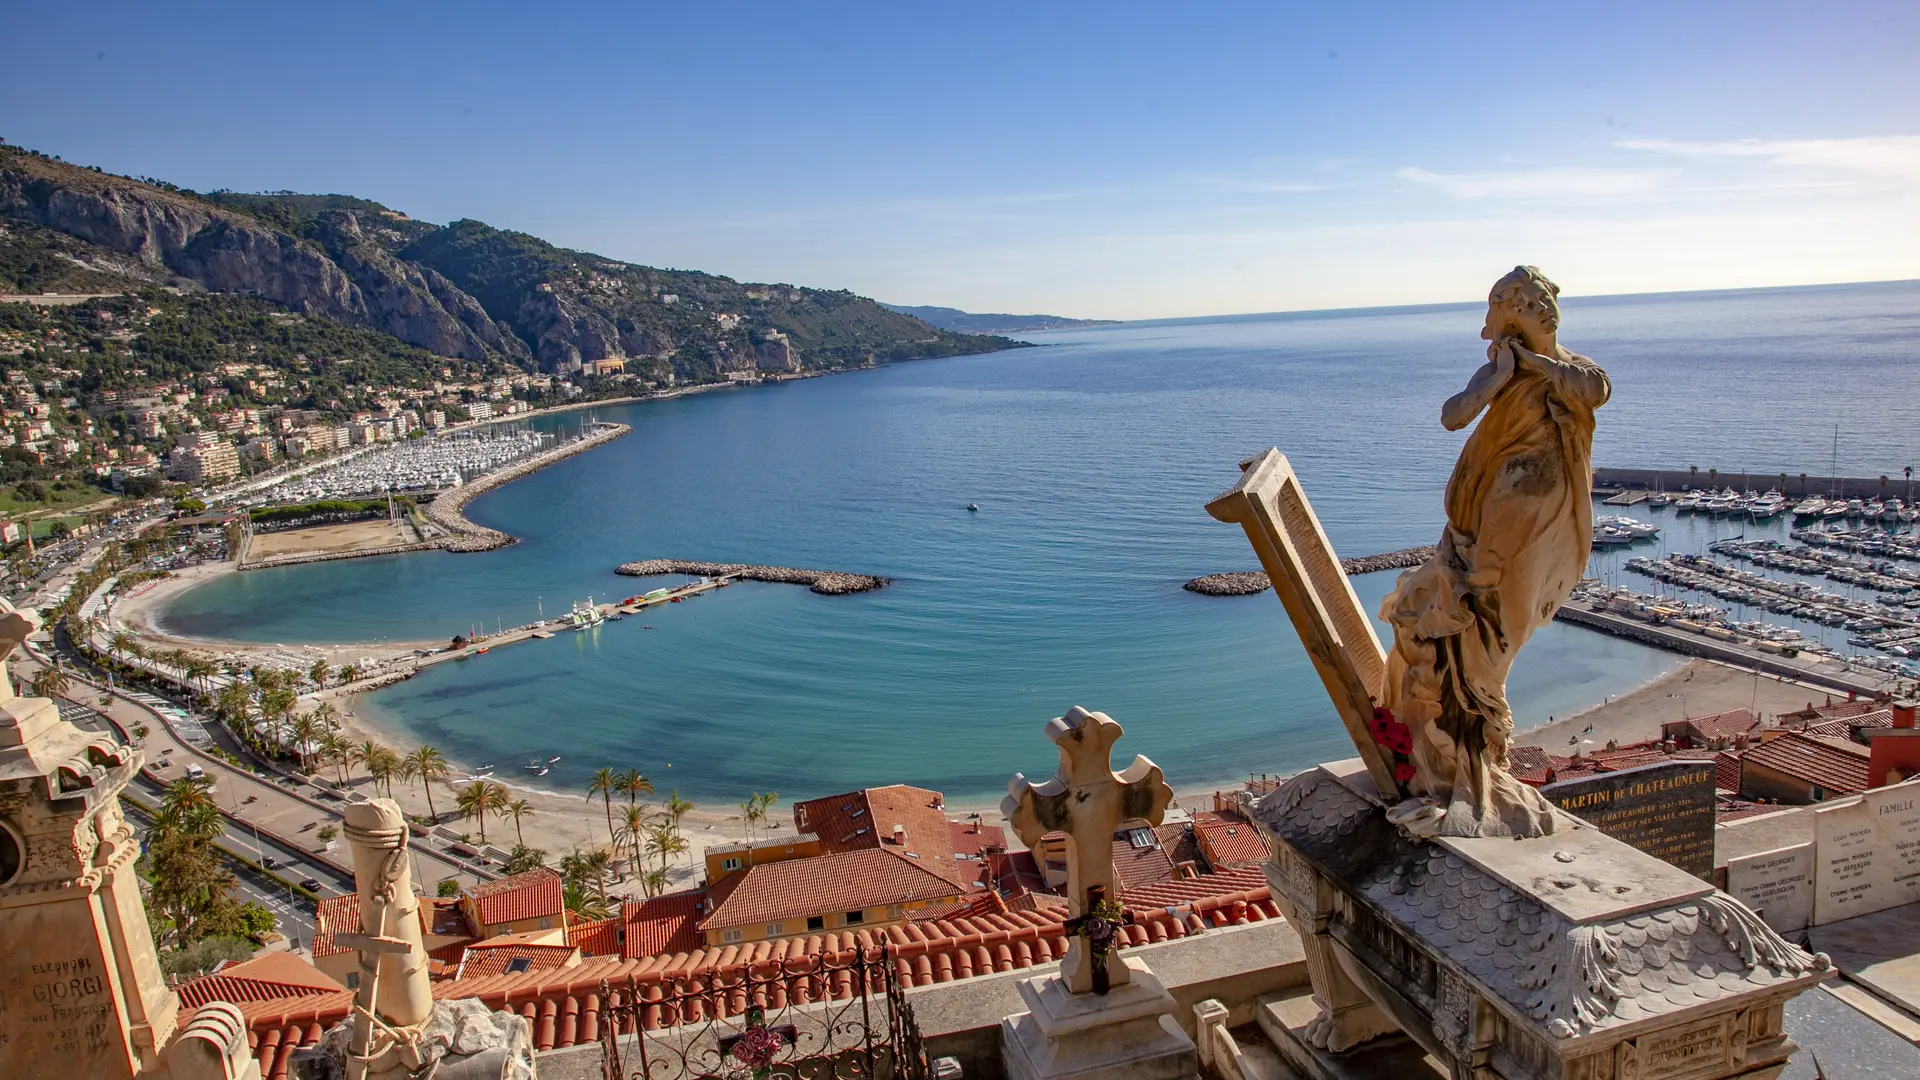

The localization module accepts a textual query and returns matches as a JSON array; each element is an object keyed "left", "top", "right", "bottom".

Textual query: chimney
[
  {"left": 1896, "top": 701, "right": 1916, "bottom": 730},
  {"left": 893, "top": 824, "right": 906, "bottom": 843}
]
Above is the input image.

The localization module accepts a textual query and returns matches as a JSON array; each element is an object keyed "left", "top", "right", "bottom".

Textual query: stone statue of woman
[{"left": 1380, "top": 266, "right": 1610, "bottom": 838}]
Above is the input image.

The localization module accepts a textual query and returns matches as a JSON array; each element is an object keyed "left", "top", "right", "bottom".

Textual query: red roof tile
[
  {"left": 235, "top": 883, "right": 1286, "bottom": 1079},
  {"left": 567, "top": 917, "right": 621, "bottom": 957},
  {"left": 701, "top": 849, "right": 962, "bottom": 932},
  {"left": 174, "top": 953, "right": 344, "bottom": 1009},
  {"left": 793, "top": 785, "right": 974, "bottom": 888},
  {"left": 454, "top": 942, "right": 578, "bottom": 981},
  {"left": 1509, "top": 745, "right": 1556, "bottom": 785},
  {"left": 909, "top": 892, "right": 1006, "bottom": 923},
  {"left": 1664, "top": 708, "right": 1761, "bottom": 747},
  {"left": 985, "top": 849, "right": 1049, "bottom": 896},
  {"left": 1807, "top": 709, "right": 1892, "bottom": 742},
  {"left": 311, "top": 894, "right": 360, "bottom": 959},
  {"left": 1713, "top": 750, "right": 1745, "bottom": 793},
  {"left": 1191, "top": 812, "right": 1268, "bottom": 869},
  {"left": 464, "top": 867, "right": 564, "bottom": 927},
  {"left": 1111, "top": 835, "right": 1179, "bottom": 892},
  {"left": 947, "top": 818, "right": 1005, "bottom": 861},
  {"left": 622, "top": 890, "right": 706, "bottom": 958},
  {"left": 1743, "top": 731, "right": 1871, "bottom": 797},
  {"left": 1123, "top": 867, "right": 1270, "bottom": 909}
]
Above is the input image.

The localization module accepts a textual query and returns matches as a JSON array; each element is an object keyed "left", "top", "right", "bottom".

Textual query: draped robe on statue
[{"left": 1381, "top": 349, "right": 1611, "bottom": 837}]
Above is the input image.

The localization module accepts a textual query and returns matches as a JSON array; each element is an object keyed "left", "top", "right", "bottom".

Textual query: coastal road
[
  {"left": 120, "top": 792, "right": 325, "bottom": 945},
  {"left": 22, "top": 653, "right": 494, "bottom": 898}
]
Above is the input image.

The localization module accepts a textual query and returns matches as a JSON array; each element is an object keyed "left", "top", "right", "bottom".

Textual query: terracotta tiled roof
[
  {"left": 1191, "top": 812, "right": 1268, "bottom": 869},
  {"left": 234, "top": 884, "right": 1286, "bottom": 1079},
  {"left": 946, "top": 818, "right": 1004, "bottom": 860},
  {"left": 311, "top": 894, "right": 360, "bottom": 959},
  {"left": 1006, "top": 889, "right": 1069, "bottom": 913},
  {"left": 622, "top": 890, "right": 706, "bottom": 958},
  {"left": 174, "top": 953, "right": 344, "bottom": 1009},
  {"left": 1742, "top": 731, "right": 1871, "bottom": 797},
  {"left": 1806, "top": 709, "right": 1892, "bottom": 742},
  {"left": 1155, "top": 822, "right": 1202, "bottom": 869},
  {"left": 1111, "top": 835, "right": 1179, "bottom": 892},
  {"left": 454, "top": 942, "right": 578, "bottom": 981},
  {"left": 1123, "top": 867, "right": 1270, "bottom": 910},
  {"left": 908, "top": 892, "right": 1006, "bottom": 923},
  {"left": 1509, "top": 745, "right": 1556, "bottom": 785},
  {"left": 792, "top": 785, "right": 973, "bottom": 888},
  {"left": 567, "top": 917, "right": 621, "bottom": 957},
  {"left": 1713, "top": 750, "right": 1745, "bottom": 793},
  {"left": 985, "top": 849, "right": 1049, "bottom": 896},
  {"left": 701, "top": 849, "right": 962, "bottom": 931},
  {"left": 464, "top": 867, "right": 564, "bottom": 927},
  {"left": 1665, "top": 708, "right": 1761, "bottom": 746}
]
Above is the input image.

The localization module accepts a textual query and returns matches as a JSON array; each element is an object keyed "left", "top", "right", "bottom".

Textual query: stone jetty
[
  {"left": 1185, "top": 545, "right": 1436, "bottom": 595},
  {"left": 616, "top": 559, "right": 890, "bottom": 595},
  {"left": 426, "top": 423, "right": 632, "bottom": 552}
]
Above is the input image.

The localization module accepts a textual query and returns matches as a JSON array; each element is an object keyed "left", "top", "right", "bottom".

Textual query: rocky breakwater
[
  {"left": 1185, "top": 546, "right": 1437, "bottom": 595},
  {"left": 425, "top": 423, "right": 632, "bottom": 551},
  {"left": 616, "top": 560, "right": 891, "bottom": 595}
]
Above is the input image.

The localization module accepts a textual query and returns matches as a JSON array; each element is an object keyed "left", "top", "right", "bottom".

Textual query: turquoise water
[{"left": 160, "top": 281, "right": 1920, "bottom": 803}]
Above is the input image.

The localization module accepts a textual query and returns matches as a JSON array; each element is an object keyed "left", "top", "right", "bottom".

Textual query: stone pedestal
[
  {"left": 288, "top": 999, "right": 536, "bottom": 1080},
  {"left": 1250, "top": 760, "right": 1834, "bottom": 1080},
  {"left": 1000, "top": 958, "right": 1196, "bottom": 1080}
]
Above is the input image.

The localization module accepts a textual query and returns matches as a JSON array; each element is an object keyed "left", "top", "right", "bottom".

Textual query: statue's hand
[{"left": 1486, "top": 338, "right": 1517, "bottom": 380}]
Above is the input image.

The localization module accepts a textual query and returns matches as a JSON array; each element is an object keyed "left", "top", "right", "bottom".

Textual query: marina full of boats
[
  {"left": 254, "top": 427, "right": 562, "bottom": 504},
  {"left": 1582, "top": 486, "right": 1920, "bottom": 681}
]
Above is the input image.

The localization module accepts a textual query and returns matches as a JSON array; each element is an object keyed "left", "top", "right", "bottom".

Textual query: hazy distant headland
[{"left": 881, "top": 303, "right": 1120, "bottom": 335}]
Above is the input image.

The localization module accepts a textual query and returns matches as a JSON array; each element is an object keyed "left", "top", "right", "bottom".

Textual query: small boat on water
[
  {"left": 967, "top": 503, "right": 979, "bottom": 512},
  {"left": 548, "top": 755, "right": 562, "bottom": 763},
  {"left": 534, "top": 767, "right": 549, "bottom": 776}
]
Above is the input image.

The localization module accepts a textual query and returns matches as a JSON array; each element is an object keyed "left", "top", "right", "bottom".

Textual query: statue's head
[{"left": 1482, "top": 265, "right": 1561, "bottom": 348}]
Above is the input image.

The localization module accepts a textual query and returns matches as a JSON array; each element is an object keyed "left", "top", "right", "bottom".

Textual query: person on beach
[{"left": 1380, "top": 266, "right": 1612, "bottom": 838}]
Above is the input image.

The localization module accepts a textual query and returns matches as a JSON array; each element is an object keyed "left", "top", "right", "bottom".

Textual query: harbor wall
[
  {"left": 1594, "top": 468, "right": 1918, "bottom": 501},
  {"left": 1550, "top": 604, "right": 1888, "bottom": 697},
  {"left": 426, "top": 423, "right": 632, "bottom": 551}
]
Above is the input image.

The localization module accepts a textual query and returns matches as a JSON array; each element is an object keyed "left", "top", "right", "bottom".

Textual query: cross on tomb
[
  {"left": 1205, "top": 449, "right": 1402, "bottom": 798},
  {"left": 1001, "top": 706, "right": 1172, "bottom": 995}
]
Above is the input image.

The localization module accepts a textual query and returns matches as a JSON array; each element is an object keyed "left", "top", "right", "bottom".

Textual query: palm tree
[
  {"left": 615, "top": 803, "right": 653, "bottom": 877},
  {"left": 504, "top": 799, "right": 535, "bottom": 846},
  {"left": 319, "top": 731, "right": 354, "bottom": 785},
  {"left": 338, "top": 664, "right": 361, "bottom": 685},
  {"left": 456, "top": 782, "right": 491, "bottom": 843},
  {"left": 350, "top": 739, "right": 382, "bottom": 784},
  {"left": 30, "top": 665, "right": 70, "bottom": 700},
  {"left": 309, "top": 658, "right": 330, "bottom": 687},
  {"left": 183, "top": 657, "right": 217, "bottom": 701},
  {"left": 640, "top": 867, "right": 670, "bottom": 899},
  {"left": 401, "top": 745, "right": 450, "bottom": 822},
  {"left": 562, "top": 883, "right": 610, "bottom": 921},
  {"left": 108, "top": 630, "right": 135, "bottom": 668},
  {"left": 615, "top": 768, "right": 653, "bottom": 807},
  {"left": 581, "top": 846, "right": 614, "bottom": 907},
  {"left": 740, "top": 791, "right": 778, "bottom": 843},
  {"left": 366, "top": 747, "right": 401, "bottom": 798},
  {"left": 645, "top": 822, "right": 688, "bottom": 874},
  {"left": 288, "top": 712, "right": 320, "bottom": 773},
  {"left": 662, "top": 790, "right": 695, "bottom": 849},
  {"left": 586, "top": 767, "right": 619, "bottom": 847}
]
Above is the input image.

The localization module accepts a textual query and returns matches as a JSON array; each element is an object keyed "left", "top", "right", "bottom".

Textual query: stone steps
[{"left": 1252, "top": 990, "right": 1444, "bottom": 1080}]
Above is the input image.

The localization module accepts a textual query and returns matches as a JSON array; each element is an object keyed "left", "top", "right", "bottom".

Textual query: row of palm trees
[{"left": 585, "top": 767, "right": 697, "bottom": 898}]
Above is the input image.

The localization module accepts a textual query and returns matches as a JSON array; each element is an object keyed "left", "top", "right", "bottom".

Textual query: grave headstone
[
  {"left": 1812, "top": 781, "right": 1920, "bottom": 925},
  {"left": 1726, "top": 843, "right": 1814, "bottom": 934},
  {"left": 1540, "top": 759, "right": 1717, "bottom": 878}
]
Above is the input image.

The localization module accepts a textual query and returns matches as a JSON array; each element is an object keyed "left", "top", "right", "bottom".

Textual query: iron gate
[{"left": 600, "top": 944, "right": 930, "bottom": 1080}]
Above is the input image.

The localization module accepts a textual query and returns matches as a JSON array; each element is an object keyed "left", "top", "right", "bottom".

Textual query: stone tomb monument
[
  {"left": 999, "top": 707, "right": 1196, "bottom": 1080},
  {"left": 1207, "top": 268, "right": 1831, "bottom": 1080},
  {"left": 1539, "top": 760, "right": 1717, "bottom": 880}
]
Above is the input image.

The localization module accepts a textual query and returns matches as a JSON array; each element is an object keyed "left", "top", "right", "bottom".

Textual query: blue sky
[{"left": 6, "top": 1, "right": 1917, "bottom": 318}]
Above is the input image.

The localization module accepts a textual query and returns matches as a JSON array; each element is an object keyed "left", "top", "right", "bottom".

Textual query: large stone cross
[{"left": 1002, "top": 707, "right": 1172, "bottom": 994}]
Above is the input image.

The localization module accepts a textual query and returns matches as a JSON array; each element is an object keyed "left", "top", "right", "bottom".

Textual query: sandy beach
[{"left": 1515, "top": 657, "right": 1849, "bottom": 754}]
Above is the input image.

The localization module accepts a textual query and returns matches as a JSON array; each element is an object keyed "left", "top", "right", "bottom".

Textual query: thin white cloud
[
  {"left": 1395, "top": 165, "right": 1670, "bottom": 199},
  {"left": 1616, "top": 135, "right": 1920, "bottom": 178}
]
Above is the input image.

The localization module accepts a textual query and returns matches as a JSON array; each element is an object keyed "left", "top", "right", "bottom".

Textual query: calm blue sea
[{"left": 159, "top": 280, "right": 1920, "bottom": 804}]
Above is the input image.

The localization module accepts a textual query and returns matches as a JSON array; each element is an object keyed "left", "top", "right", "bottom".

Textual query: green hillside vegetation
[
  {"left": 0, "top": 292, "right": 500, "bottom": 397},
  {"left": 0, "top": 219, "right": 185, "bottom": 295},
  {"left": 200, "top": 191, "right": 440, "bottom": 250}
]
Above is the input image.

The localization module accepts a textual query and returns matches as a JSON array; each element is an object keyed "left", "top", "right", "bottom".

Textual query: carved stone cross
[{"left": 1002, "top": 707, "right": 1172, "bottom": 994}]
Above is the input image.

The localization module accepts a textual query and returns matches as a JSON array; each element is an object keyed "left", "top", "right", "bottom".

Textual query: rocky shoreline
[
  {"left": 424, "top": 423, "right": 632, "bottom": 552},
  {"left": 1184, "top": 546, "right": 1436, "bottom": 595},
  {"left": 615, "top": 559, "right": 891, "bottom": 595}
]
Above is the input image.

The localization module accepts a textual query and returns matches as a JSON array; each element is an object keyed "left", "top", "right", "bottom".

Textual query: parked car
[{"left": 300, "top": 877, "right": 323, "bottom": 892}]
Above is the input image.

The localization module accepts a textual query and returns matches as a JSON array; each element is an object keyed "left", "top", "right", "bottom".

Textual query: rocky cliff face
[{"left": 0, "top": 159, "right": 516, "bottom": 363}]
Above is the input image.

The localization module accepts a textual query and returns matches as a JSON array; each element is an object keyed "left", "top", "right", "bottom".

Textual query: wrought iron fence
[{"left": 600, "top": 945, "right": 930, "bottom": 1080}]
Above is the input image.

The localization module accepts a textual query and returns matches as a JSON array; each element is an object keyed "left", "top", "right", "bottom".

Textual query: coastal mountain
[
  {"left": 0, "top": 144, "right": 1020, "bottom": 380},
  {"left": 880, "top": 303, "right": 1119, "bottom": 334}
]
